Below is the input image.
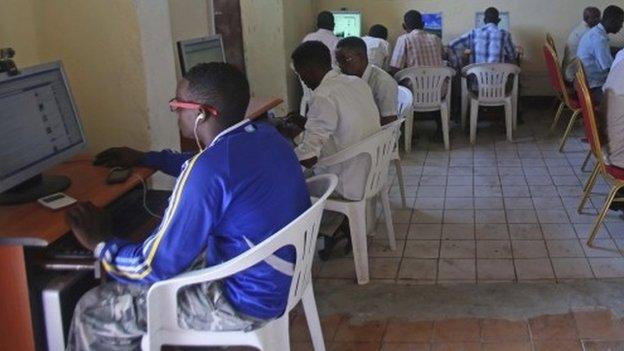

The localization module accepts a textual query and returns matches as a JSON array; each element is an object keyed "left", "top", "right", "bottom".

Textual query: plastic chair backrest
[
  {"left": 394, "top": 66, "right": 455, "bottom": 109},
  {"left": 317, "top": 121, "right": 400, "bottom": 201},
  {"left": 397, "top": 85, "right": 413, "bottom": 118},
  {"left": 546, "top": 33, "right": 557, "bottom": 54},
  {"left": 464, "top": 63, "right": 521, "bottom": 103},
  {"left": 144, "top": 174, "right": 338, "bottom": 333},
  {"left": 574, "top": 65, "right": 604, "bottom": 169}
]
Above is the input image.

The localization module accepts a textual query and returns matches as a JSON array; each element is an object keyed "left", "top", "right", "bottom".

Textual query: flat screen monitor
[
  {"left": 333, "top": 11, "right": 361, "bottom": 38},
  {"left": 423, "top": 13, "right": 443, "bottom": 38},
  {"left": 177, "top": 35, "right": 226, "bottom": 75},
  {"left": 0, "top": 61, "right": 86, "bottom": 204},
  {"left": 476, "top": 11, "right": 510, "bottom": 32}
]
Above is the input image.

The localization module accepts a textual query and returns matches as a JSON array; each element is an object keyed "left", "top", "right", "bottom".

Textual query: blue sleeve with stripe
[
  {"left": 99, "top": 154, "right": 222, "bottom": 284},
  {"left": 140, "top": 150, "right": 194, "bottom": 177}
]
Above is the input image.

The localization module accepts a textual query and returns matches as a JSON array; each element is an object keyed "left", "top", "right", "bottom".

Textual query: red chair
[
  {"left": 574, "top": 65, "right": 624, "bottom": 246},
  {"left": 543, "top": 44, "right": 581, "bottom": 152}
]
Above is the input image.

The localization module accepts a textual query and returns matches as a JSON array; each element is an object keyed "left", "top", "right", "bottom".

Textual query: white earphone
[{"left": 194, "top": 111, "right": 206, "bottom": 152}]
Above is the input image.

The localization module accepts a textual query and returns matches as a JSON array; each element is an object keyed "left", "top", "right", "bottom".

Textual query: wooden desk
[
  {"left": 180, "top": 96, "right": 283, "bottom": 152},
  {"left": 0, "top": 156, "right": 155, "bottom": 351}
]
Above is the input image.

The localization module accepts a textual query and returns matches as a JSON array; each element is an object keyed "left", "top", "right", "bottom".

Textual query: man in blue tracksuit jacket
[{"left": 66, "top": 63, "right": 311, "bottom": 350}]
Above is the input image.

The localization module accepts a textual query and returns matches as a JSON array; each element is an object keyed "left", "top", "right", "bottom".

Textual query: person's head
[
  {"left": 368, "top": 24, "right": 388, "bottom": 40},
  {"left": 336, "top": 36, "right": 369, "bottom": 77},
  {"left": 317, "top": 11, "right": 334, "bottom": 31},
  {"left": 403, "top": 10, "right": 423, "bottom": 31},
  {"left": 583, "top": 7, "right": 601, "bottom": 27},
  {"left": 173, "top": 62, "right": 250, "bottom": 142},
  {"left": 602, "top": 5, "right": 624, "bottom": 34},
  {"left": 484, "top": 7, "right": 501, "bottom": 25},
  {"left": 291, "top": 41, "right": 332, "bottom": 90}
]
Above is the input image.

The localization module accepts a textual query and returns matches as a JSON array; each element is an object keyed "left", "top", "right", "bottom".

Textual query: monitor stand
[{"left": 0, "top": 174, "right": 71, "bottom": 205}]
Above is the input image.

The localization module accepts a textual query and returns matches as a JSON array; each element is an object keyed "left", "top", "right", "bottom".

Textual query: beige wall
[
  {"left": 283, "top": 0, "right": 315, "bottom": 112},
  {"left": 168, "top": 0, "right": 214, "bottom": 78},
  {"left": 240, "top": 0, "right": 290, "bottom": 115},
  {"left": 312, "top": 0, "right": 624, "bottom": 95},
  {"left": 0, "top": 0, "right": 41, "bottom": 67}
]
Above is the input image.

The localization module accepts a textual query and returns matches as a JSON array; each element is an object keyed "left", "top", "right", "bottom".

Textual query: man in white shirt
[
  {"left": 564, "top": 7, "right": 601, "bottom": 82},
  {"left": 602, "top": 50, "right": 624, "bottom": 168},
  {"left": 361, "top": 24, "right": 391, "bottom": 70},
  {"left": 289, "top": 40, "right": 381, "bottom": 201},
  {"left": 302, "top": 11, "right": 340, "bottom": 65},
  {"left": 613, "top": 48, "right": 624, "bottom": 68},
  {"left": 335, "top": 36, "right": 398, "bottom": 126}
]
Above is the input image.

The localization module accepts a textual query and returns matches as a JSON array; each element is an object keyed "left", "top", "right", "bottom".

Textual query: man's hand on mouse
[
  {"left": 93, "top": 147, "right": 145, "bottom": 168},
  {"left": 66, "top": 202, "right": 113, "bottom": 251}
]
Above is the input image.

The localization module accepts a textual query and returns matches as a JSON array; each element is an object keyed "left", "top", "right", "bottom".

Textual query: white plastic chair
[
  {"left": 460, "top": 63, "right": 521, "bottom": 144},
  {"left": 392, "top": 86, "right": 413, "bottom": 208},
  {"left": 141, "top": 174, "right": 338, "bottom": 351},
  {"left": 316, "top": 121, "right": 400, "bottom": 285},
  {"left": 394, "top": 66, "right": 455, "bottom": 150}
]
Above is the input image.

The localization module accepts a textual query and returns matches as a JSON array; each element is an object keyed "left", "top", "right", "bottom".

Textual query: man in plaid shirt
[
  {"left": 389, "top": 10, "right": 443, "bottom": 75},
  {"left": 449, "top": 7, "right": 518, "bottom": 67}
]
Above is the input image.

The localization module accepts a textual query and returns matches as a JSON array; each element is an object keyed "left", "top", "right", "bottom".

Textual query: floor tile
[
  {"left": 418, "top": 186, "right": 446, "bottom": 197},
  {"left": 533, "top": 340, "right": 583, "bottom": 351},
  {"left": 441, "top": 241, "right": 476, "bottom": 258},
  {"left": 443, "top": 210, "right": 475, "bottom": 224},
  {"left": 474, "top": 197, "right": 503, "bottom": 209},
  {"left": 504, "top": 197, "right": 534, "bottom": 210},
  {"left": 537, "top": 210, "right": 570, "bottom": 224},
  {"left": 509, "top": 224, "right": 543, "bottom": 240},
  {"left": 512, "top": 240, "right": 549, "bottom": 258},
  {"left": 329, "top": 341, "right": 382, "bottom": 351},
  {"left": 432, "top": 318, "right": 480, "bottom": 342},
  {"left": 515, "top": 258, "right": 555, "bottom": 280},
  {"left": 481, "top": 319, "right": 529, "bottom": 341},
  {"left": 541, "top": 223, "right": 577, "bottom": 240},
  {"left": 477, "top": 259, "right": 516, "bottom": 281},
  {"left": 437, "top": 259, "right": 476, "bottom": 281},
  {"left": 370, "top": 258, "right": 401, "bottom": 279},
  {"left": 477, "top": 240, "right": 512, "bottom": 258},
  {"left": 380, "top": 342, "right": 431, "bottom": 351},
  {"left": 546, "top": 240, "right": 585, "bottom": 257},
  {"left": 333, "top": 318, "right": 387, "bottom": 342},
  {"left": 551, "top": 258, "right": 594, "bottom": 279},
  {"left": 583, "top": 239, "right": 622, "bottom": 258},
  {"left": 475, "top": 224, "right": 509, "bottom": 240},
  {"left": 574, "top": 309, "right": 624, "bottom": 340},
  {"left": 398, "top": 258, "right": 438, "bottom": 280},
  {"left": 506, "top": 210, "right": 538, "bottom": 224},
  {"left": 446, "top": 186, "right": 473, "bottom": 197},
  {"left": 589, "top": 258, "right": 624, "bottom": 278},
  {"left": 482, "top": 341, "right": 531, "bottom": 351},
  {"left": 318, "top": 258, "right": 356, "bottom": 279},
  {"left": 412, "top": 210, "right": 444, "bottom": 224},
  {"left": 444, "top": 197, "right": 474, "bottom": 210},
  {"left": 383, "top": 319, "right": 433, "bottom": 342},
  {"left": 404, "top": 241, "right": 440, "bottom": 258},
  {"left": 474, "top": 186, "right": 503, "bottom": 197},
  {"left": 430, "top": 342, "right": 480, "bottom": 351},
  {"left": 529, "top": 313, "right": 578, "bottom": 340},
  {"left": 415, "top": 197, "right": 445, "bottom": 210},
  {"left": 409, "top": 224, "right": 442, "bottom": 240},
  {"left": 442, "top": 224, "right": 475, "bottom": 240},
  {"left": 475, "top": 210, "right": 506, "bottom": 224},
  {"left": 369, "top": 240, "right": 405, "bottom": 258},
  {"left": 581, "top": 340, "right": 624, "bottom": 351}
]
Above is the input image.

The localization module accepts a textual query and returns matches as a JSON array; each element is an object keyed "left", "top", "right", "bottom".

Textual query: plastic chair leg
[
  {"left": 380, "top": 190, "right": 397, "bottom": 251},
  {"left": 469, "top": 99, "right": 479, "bottom": 145},
  {"left": 441, "top": 103, "right": 450, "bottom": 150},
  {"left": 461, "top": 78, "right": 468, "bottom": 129},
  {"left": 394, "top": 159, "right": 407, "bottom": 208},
  {"left": 504, "top": 100, "right": 513, "bottom": 142},
  {"left": 302, "top": 284, "right": 326, "bottom": 351},
  {"left": 559, "top": 109, "right": 580, "bottom": 152},
  {"left": 404, "top": 114, "right": 413, "bottom": 153},
  {"left": 345, "top": 203, "right": 369, "bottom": 284}
]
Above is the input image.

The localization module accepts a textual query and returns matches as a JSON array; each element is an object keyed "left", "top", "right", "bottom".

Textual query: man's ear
[{"left": 402, "top": 23, "right": 407, "bottom": 31}]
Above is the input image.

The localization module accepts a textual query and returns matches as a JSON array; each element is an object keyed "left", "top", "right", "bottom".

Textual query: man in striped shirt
[
  {"left": 389, "top": 10, "right": 443, "bottom": 76},
  {"left": 449, "top": 7, "right": 518, "bottom": 67}
]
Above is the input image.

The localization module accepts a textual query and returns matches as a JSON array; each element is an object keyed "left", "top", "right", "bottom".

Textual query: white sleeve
[
  {"left": 376, "top": 77, "right": 399, "bottom": 117},
  {"left": 294, "top": 94, "right": 338, "bottom": 161}
]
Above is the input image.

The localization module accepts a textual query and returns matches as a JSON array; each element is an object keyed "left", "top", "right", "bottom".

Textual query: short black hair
[
  {"left": 317, "top": 11, "right": 334, "bottom": 30},
  {"left": 404, "top": 10, "right": 423, "bottom": 30},
  {"left": 602, "top": 5, "right": 624, "bottom": 27},
  {"left": 291, "top": 41, "right": 332, "bottom": 71},
  {"left": 184, "top": 62, "right": 250, "bottom": 127},
  {"left": 368, "top": 24, "right": 388, "bottom": 39},
  {"left": 583, "top": 7, "right": 601, "bottom": 22},
  {"left": 484, "top": 7, "right": 500, "bottom": 24},
  {"left": 336, "top": 36, "right": 367, "bottom": 56}
]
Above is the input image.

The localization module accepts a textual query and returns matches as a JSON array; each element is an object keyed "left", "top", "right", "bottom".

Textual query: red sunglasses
[{"left": 169, "top": 98, "right": 219, "bottom": 117}]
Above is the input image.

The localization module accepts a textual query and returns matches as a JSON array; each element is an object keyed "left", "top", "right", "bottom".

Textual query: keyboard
[{"left": 46, "top": 234, "right": 93, "bottom": 260}]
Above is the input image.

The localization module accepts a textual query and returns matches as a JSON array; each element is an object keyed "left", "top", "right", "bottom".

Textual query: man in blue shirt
[
  {"left": 577, "top": 5, "right": 624, "bottom": 102},
  {"left": 449, "top": 7, "right": 518, "bottom": 67},
  {"left": 65, "top": 63, "right": 311, "bottom": 350}
]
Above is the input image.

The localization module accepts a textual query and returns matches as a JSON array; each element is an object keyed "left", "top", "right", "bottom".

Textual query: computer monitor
[
  {"left": 332, "top": 11, "right": 361, "bottom": 38},
  {"left": 475, "top": 11, "right": 510, "bottom": 32},
  {"left": 423, "top": 13, "right": 443, "bottom": 38},
  {"left": 0, "top": 61, "right": 86, "bottom": 205},
  {"left": 177, "top": 35, "right": 226, "bottom": 75}
]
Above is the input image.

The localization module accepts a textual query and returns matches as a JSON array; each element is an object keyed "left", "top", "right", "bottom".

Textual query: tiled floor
[
  {"left": 289, "top": 309, "right": 624, "bottom": 351},
  {"left": 315, "top": 105, "right": 624, "bottom": 284}
]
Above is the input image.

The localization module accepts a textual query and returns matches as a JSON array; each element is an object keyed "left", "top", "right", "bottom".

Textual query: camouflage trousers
[{"left": 66, "top": 281, "right": 265, "bottom": 351}]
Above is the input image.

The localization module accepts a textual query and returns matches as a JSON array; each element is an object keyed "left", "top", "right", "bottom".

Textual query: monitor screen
[
  {"left": 0, "top": 62, "right": 86, "bottom": 193},
  {"left": 177, "top": 35, "right": 226, "bottom": 75},
  {"left": 333, "top": 11, "right": 361, "bottom": 38},
  {"left": 475, "top": 11, "right": 510, "bottom": 32},
  {"left": 423, "top": 13, "right": 443, "bottom": 38}
]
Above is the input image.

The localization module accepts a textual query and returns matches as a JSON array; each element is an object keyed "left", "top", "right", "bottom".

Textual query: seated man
[
  {"left": 602, "top": 49, "right": 624, "bottom": 169},
  {"left": 449, "top": 7, "right": 518, "bottom": 67},
  {"left": 361, "top": 24, "right": 391, "bottom": 69},
  {"left": 577, "top": 5, "right": 624, "bottom": 102},
  {"left": 302, "top": 11, "right": 339, "bottom": 65},
  {"left": 563, "top": 7, "right": 601, "bottom": 82},
  {"left": 288, "top": 40, "right": 380, "bottom": 201},
  {"left": 335, "top": 36, "right": 398, "bottom": 127},
  {"left": 389, "top": 10, "right": 443, "bottom": 75},
  {"left": 66, "top": 63, "right": 311, "bottom": 350}
]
